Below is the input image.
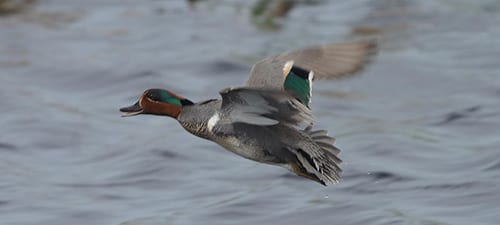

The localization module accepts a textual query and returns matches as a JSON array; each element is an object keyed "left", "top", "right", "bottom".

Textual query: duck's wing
[
  {"left": 214, "top": 87, "right": 313, "bottom": 128},
  {"left": 245, "top": 40, "right": 377, "bottom": 105}
]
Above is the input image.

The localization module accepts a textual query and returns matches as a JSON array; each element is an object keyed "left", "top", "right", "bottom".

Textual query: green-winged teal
[{"left": 120, "top": 40, "right": 377, "bottom": 185}]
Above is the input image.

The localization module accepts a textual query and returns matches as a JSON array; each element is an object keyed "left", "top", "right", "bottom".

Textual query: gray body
[
  {"left": 179, "top": 99, "right": 284, "bottom": 164},
  {"left": 174, "top": 40, "right": 375, "bottom": 185},
  {"left": 177, "top": 88, "right": 342, "bottom": 184}
]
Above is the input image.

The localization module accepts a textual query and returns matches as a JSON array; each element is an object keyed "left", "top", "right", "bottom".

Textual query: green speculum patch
[{"left": 284, "top": 70, "right": 311, "bottom": 106}]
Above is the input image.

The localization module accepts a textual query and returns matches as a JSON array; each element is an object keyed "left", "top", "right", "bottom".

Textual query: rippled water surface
[{"left": 1, "top": 0, "right": 500, "bottom": 225}]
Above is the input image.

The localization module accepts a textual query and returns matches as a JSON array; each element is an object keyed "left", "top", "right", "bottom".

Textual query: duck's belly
[{"left": 213, "top": 136, "right": 280, "bottom": 164}]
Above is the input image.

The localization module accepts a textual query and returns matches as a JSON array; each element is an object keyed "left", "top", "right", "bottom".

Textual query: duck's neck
[{"left": 177, "top": 99, "right": 221, "bottom": 140}]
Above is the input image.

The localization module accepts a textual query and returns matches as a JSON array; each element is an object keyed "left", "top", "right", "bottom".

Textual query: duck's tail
[{"left": 290, "top": 126, "right": 342, "bottom": 186}]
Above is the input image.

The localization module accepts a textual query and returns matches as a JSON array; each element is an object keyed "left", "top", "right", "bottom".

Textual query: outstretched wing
[
  {"left": 245, "top": 40, "right": 377, "bottom": 89},
  {"left": 215, "top": 87, "right": 313, "bottom": 127}
]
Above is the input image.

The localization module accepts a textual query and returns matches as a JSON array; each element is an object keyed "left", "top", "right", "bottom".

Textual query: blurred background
[{"left": 1, "top": 0, "right": 500, "bottom": 225}]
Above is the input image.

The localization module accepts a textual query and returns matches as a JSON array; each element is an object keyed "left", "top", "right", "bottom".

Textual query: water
[{"left": 1, "top": 0, "right": 499, "bottom": 224}]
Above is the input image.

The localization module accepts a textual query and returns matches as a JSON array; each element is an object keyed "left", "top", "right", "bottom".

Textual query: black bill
[{"left": 120, "top": 101, "right": 143, "bottom": 117}]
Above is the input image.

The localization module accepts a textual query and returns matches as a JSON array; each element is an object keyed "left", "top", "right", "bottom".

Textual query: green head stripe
[
  {"left": 159, "top": 90, "right": 182, "bottom": 106},
  {"left": 147, "top": 89, "right": 188, "bottom": 107}
]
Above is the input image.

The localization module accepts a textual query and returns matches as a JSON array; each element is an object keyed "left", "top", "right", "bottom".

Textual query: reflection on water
[
  {"left": 251, "top": 0, "right": 296, "bottom": 31},
  {"left": 1, "top": 0, "right": 500, "bottom": 225},
  {"left": 0, "top": 0, "right": 35, "bottom": 16}
]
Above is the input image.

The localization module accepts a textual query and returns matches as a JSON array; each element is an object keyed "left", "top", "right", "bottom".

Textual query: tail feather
[
  {"left": 317, "top": 143, "right": 342, "bottom": 164},
  {"left": 291, "top": 162, "right": 327, "bottom": 186},
  {"left": 305, "top": 126, "right": 341, "bottom": 157},
  {"left": 306, "top": 128, "right": 328, "bottom": 136},
  {"left": 313, "top": 135, "right": 336, "bottom": 144},
  {"left": 290, "top": 126, "right": 343, "bottom": 185},
  {"left": 316, "top": 142, "right": 341, "bottom": 158}
]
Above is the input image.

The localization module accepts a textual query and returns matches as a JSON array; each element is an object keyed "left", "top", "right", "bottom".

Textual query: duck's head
[{"left": 120, "top": 89, "right": 193, "bottom": 119}]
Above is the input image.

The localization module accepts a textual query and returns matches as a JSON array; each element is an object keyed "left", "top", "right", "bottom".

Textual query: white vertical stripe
[{"left": 207, "top": 113, "right": 220, "bottom": 132}]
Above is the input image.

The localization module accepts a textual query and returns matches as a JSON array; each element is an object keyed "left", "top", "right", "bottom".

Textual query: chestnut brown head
[{"left": 120, "top": 89, "right": 193, "bottom": 119}]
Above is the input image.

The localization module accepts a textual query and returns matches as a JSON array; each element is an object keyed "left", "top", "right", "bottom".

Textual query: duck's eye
[{"left": 146, "top": 93, "right": 156, "bottom": 100}]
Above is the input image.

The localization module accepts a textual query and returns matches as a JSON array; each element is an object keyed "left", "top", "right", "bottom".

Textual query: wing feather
[
  {"left": 217, "top": 87, "right": 313, "bottom": 127},
  {"left": 246, "top": 40, "right": 377, "bottom": 88}
]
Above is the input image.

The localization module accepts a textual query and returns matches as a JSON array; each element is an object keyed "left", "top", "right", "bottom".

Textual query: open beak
[{"left": 120, "top": 101, "right": 143, "bottom": 117}]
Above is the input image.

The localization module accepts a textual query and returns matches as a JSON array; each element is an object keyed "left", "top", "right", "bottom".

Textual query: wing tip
[
  {"left": 330, "top": 38, "right": 379, "bottom": 78},
  {"left": 363, "top": 38, "right": 379, "bottom": 62}
]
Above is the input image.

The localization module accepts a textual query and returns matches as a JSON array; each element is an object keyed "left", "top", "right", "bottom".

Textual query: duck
[{"left": 120, "top": 40, "right": 377, "bottom": 185}]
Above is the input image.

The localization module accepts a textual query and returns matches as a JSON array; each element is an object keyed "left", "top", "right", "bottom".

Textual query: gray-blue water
[{"left": 1, "top": 0, "right": 500, "bottom": 224}]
